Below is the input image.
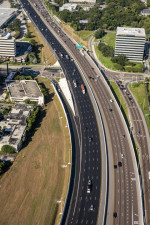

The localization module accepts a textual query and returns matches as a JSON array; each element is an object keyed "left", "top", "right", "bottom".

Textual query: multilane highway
[
  {"left": 20, "top": 1, "right": 102, "bottom": 225},
  {"left": 117, "top": 81, "right": 150, "bottom": 225},
  {"left": 20, "top": 1, "right": 143, "bottom": 224}
]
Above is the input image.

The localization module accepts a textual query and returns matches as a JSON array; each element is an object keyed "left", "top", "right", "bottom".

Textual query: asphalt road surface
[
  {"left": 20, "top": 1, "right": 102, "bottom": 225},
  {"left": 19, "top": 1, "right": 143, "bottom": 225}
]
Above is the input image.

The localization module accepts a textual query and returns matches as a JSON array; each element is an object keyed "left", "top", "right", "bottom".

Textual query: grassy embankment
[
  {"left": 94, "top": 32, "right": 143, "bottom": 72},
  {"left": 60, "top": 23, "right": 94, "bottom": 49},
  {"left": 129, "top": 82, "right": 150, "bottom": 133},
  {"left": 0, "top": 77, "right": 71, "bottom": 225},
  {"left": 21, "top": 22, "right": 56, "bottom": 66}
]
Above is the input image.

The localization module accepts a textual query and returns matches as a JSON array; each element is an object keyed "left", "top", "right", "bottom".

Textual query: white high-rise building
[
  {"left": 0, "top": 30, "right": 16, "bottom": 58},
  {"left": 115, "top": 27, "right": 145, "bottom": 62}
]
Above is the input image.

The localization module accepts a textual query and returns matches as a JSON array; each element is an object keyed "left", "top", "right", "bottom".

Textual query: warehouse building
[
  {"left": 6, "top": 80, "right": 44, "bottom": 105},
  {"left": 0, "top": 30, "right": 16, "bottom": 58},
  {"left": 115, "top": 27, "right": 146, "bottom": 62}
]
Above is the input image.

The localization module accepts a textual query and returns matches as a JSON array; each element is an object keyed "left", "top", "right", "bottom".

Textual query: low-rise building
[
  {"left": 69, "top": 0, "right": 96, "bottom": 3},
  {"left": 0, "top": 8, "right": 18, "bottom": 29},
  {"left": 59, "top": 3, "right": 77, "bottom": 11},
  {"left": 141, "top": 9, "right": 150, "bottom": 16},
  {"left": 6, "top": 80, "right": 44, "bottom": 105},
  {"left": 0, "top": 104, "right": 34, "bottom": 152}
]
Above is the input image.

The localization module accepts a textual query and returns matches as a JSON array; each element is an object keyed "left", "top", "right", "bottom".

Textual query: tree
[
  {"left": 98, "top": 43, "right": 114, "bottom": 57},
  {"left": 1, "top": 145, "right": 15, "bottom": 153},
  {"left": 25, "top": 31, "right": 32, "bottom": 38},
  {"left": 111, "top": 54, "right": 128, "bottom": 66},
  {"left": 94, "top": 29, "right": 105, "bottom": 39}
]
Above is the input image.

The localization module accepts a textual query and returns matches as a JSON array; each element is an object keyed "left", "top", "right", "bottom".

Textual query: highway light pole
[
  {"left": 68, "top": 149, "right": 71, "bottom": 165},
  {"left": 57, "top": 199, "right": 63, "bottom": 215}
]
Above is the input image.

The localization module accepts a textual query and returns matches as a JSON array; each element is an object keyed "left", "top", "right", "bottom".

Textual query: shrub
[
  {"left": 1, "top": 145, "right": 15, "bottom": 153},
  {"left": 111, "top": 54, "right": 128, "bottom": 66},
  {"left": 94, "top": 29, "right": 105, "bottom": 39}
]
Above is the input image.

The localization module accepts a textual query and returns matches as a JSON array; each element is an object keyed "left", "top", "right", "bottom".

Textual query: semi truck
[{"left": 81, "top": 84, "right": 85, "bottom": 94}]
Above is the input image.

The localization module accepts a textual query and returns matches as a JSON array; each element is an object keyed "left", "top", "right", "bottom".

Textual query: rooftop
[
  {"left": 0, "top": 104, "right": 34, "bottom": 151},
  {"left": 6, "top": 80, "right": 43, "bottom": 99},
  {"left": 0, "top": 8, "right": 18, "bottom": 28},
  {"left": 116, "top": 27, "right": 145, "bottom": 37}
]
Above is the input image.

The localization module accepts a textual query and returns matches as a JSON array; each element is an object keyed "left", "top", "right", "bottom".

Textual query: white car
[
  {"left": 89, "top": 205, "right": 94, "bottom": 211},
  {"left": 121, "top": 154, "right": 124, "bottom": 158},
  {"left": 110, "top": 99, "right": 114, "bottom": 103}
]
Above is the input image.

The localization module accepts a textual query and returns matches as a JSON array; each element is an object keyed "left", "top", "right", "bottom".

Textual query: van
[{"left": 148, "top": 171, "right": 150, "bottom": 180}]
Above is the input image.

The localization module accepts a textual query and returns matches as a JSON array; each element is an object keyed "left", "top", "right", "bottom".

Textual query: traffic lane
[
  {"left": 62, "top": 32, "right": 137, "bottom": 224},
  {"left": 122, "top": 85, "right": 150, "bottom": 222},
  {"left": 89, "top": 74, "right": 139, "bottom": 224}
]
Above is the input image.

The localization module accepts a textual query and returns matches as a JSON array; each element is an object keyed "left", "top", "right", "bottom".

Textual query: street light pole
[{"left": 68, "top": 149, "right": 71, "bottom": 165}]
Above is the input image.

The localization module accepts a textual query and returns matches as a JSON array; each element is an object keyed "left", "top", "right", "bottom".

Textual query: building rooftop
[
  {"left": 0, "top": 30, "right": 15, "bottom": 40},
  {"left": 0, "top": 104, "right": 34, "bottom": 151},
  {"left": 116, "top": 27, "right": 145, "bottom": 37},
  {"left": 0, "top": 8, "right": 18, "bottom": 28},
  {"left": 6, "top": 80, "right": 43, "bottom": 99}
]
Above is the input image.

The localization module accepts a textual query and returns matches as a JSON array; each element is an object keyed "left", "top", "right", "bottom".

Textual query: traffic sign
[{"left": 77, "top": 45, "right": 82, "bottom": 49}]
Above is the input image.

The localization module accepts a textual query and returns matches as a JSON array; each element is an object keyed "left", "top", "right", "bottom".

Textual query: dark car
[
  {"left": 114, "top": 165, "right": 117, "bottom": 169},
  {"left": 113, "top": 212, "right": 117, "bottom": 218},
  {"left": 118, "top": 162, "right": 122, "bottom": 167}
]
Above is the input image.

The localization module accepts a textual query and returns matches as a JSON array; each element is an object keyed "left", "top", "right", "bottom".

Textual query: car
[
  {"left": 89, "top": 137, "right": 92, "bottom": 143},
  {"left": 114, "top": 165, "right": 117, "bottom": 169},
  {"left": 122, "top": 134, "right": 125, "bottom": 138},
  {"left": 113, "top": 212, "right": 117, "bottom": 218},
  {"left": 121, "top": 154, "right": 124, "bottom": 158},
  {"left": 110, "top": 99, "right": 114, "bottom": 103},
  {"left": 87, "top": 180, "right": 92, "bottom": 193},
  {"left": 137, "top": 130, "right": 140, "bottom": 134},
  {"left": 118, "top": 162, "right": 122, "bottom": 167},
  {"left": 109, "top": 108, "right": 113, "bottom": 112},
  {"left": 89, "top": 204, "right": 94, "bottom": 211}
]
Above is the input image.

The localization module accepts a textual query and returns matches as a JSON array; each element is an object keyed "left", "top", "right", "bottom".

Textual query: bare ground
[{"left": 0, "top": 78, "right": 71, "bottom": 225}]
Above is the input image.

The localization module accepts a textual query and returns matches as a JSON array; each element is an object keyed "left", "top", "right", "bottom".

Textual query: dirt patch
[{"left": 0, "top": 78, "right": 71, "bottom": 225}]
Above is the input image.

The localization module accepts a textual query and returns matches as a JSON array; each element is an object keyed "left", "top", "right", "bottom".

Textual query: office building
[
  {"left": 115, "top": 27, "right": 146, "bottom": 62},
  {"left": 6, "top": 80, "right": 44, "bottom": 106},
  {"left": 0, "top": 30, "right": 16, "bottom": 58}
]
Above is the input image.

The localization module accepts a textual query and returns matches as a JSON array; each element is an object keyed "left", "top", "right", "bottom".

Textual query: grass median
[{"left": 0, "top": 77, "right": 71, "bottom": 225}]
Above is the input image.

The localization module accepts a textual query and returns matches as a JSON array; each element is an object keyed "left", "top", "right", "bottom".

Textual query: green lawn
[
  {"left": 95, "top": 45, "right": 117, "bottom": 70},
  {"left": 129, "top": 82, "right": 150, "bottom": 133},
  {"left": 101, "top": 32, "right": 116, "bottom": 49},
  {"left": 75, "top": 30, "right": 95, "bottom": 41}
]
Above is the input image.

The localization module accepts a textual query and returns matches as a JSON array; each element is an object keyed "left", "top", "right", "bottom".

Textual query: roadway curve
[
  {"left": 117, "top": 81, "right": 150, "bottom": 225},
  {"left": 20, "top": 1, "right": 143, "bottom": 225},
  {"left": 20, "top": 1, "right": 102, "bottom": 225}
]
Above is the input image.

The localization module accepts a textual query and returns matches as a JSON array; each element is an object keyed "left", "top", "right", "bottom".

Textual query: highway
[
  {"left": 116, "top": 80, "right": 150, "bottom": 225},
  {"left": 90, "top": 35, "right": 150, "bottom": 225},
  {"left": 20, "top": 1, "right": 143, "bottom": 225},
  {"left": 20, "top": 1, "right": 102, "bottom": 225}
]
